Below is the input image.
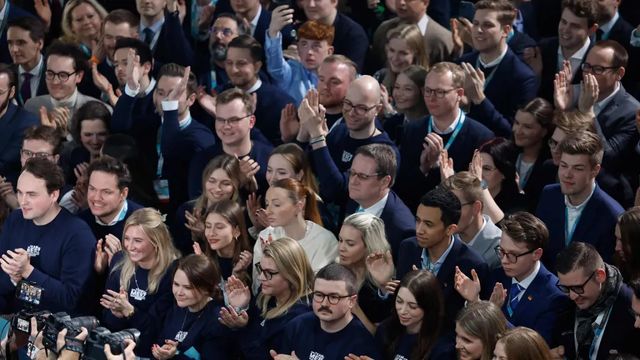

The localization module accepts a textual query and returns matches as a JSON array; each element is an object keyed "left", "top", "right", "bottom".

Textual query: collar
[
  {"left": 95, "top": 200, "right": 128, "bottom": 226},
  {"left": 564, "top": 182, "right": 597, "bottom": 210},
  {"left": 0, "top": 1, "right": 7, "bottom": 22},
  {"left": 143, "top": 77, "right": 157, "bottom": 96},
  {"left": 246, "top": 79, "right": 262, "bottom": 93},
  {"left": 559, "top": 37, "right": 591, "bottom": 61},
  {"left": 250, "top": 5, "right": 262, "bottom": 34},
  {"left": 599, "top": 11, "right": 620, "bottom": 35},
  {"left": 141, "top": 17, "right": 165, "bottom": 34},
  {"left": 359, "top": 192, "right": 389, "bottom": 218},
  {"left": 179, "top": 111, "right": 193, "bottom": 129},
  {"left": 512, "top": 260, "right": 540, "bottom": 289},
  {"left": 420, "top": 236, "right": 455, "bottom": 274},
  {"left": 479, "top": 45, "right": 508, "bottom": 68},
  {"left": 432, "top": 108, "right": 461, "bottom": 134},
  {"left": 417, "top": 14, "right": 429, "bottom": 35},
  {"left": 19, "top": 54, "right": 44, "bottom": 75},
  {"left": 594, "top": 82, "right": 621, "bottom": 115},
  {"left": 51, "top": 88, "right": 79, "bottom": 109},
  {"left": 467, "top": 215, "right": 488, "bottom": 247}
]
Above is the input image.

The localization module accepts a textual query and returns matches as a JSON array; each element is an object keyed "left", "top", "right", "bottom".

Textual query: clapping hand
[
  {"left": 365, "top": 250, "right": 395, "bottom": 290},
  {"left": 280, "top": 103, "right": 300, "bottom": 143},
  {"left": 578, "top": 73, "right": 599, "bottom": 114},
  {"left": 454, "top": 266, "right": 481, "bottom": 302},
  {"left": 419, "top": 133, "right": 443, "bottom": 174},
  {"left": 461, "top": 62, "right": 486, "bottom": 105},
  {"left": 95, "top": 234, "right": 122, "bottom": 274},
  {"left": 100, "top": 289, "right": 133, "bottom": 318},
  {"left": 439, "top": 149, "right": 455, "bottom": 180},
  {"left": 247, "top": 193, "right": 269, "bottom": 230},
  {"left": 554, "top": 60, "right": 573, "bottom": 111},
  {"left": 152, "top": 339, "right": 178, "bottom": 360},
  {"left": 489, "top": 282, "right": 507, "bottom": 308},
  {"left": 270, "top": 350, "right": 299, "bottom": 360},
  {"left": 232, "top": 251, "right": 253, "bottom": 274}
]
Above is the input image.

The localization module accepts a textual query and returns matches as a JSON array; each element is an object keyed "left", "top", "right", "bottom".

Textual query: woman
[
  {"left": 615, "top": 207, "right": 640, "bottom": 281},
  {"left": 478, "top": 138, "right": 527, "bottom": 215},
  {"left": 455, "top": 301, "right": 508, "bottom": 360},
  {"left": 375, "top": 23, "right": 429, "bottom": 91},
  {"left": 337, "top": 213, "right": 394, "bottom": 330},
  {"left": 377, "top": 270, "right": 455, "bottom": 360},
  {"left": 512, "top": 98, "right": 555, "bottom": 209},
  {"left": 493, "top": 327, "right": 552, "bottom": 360},
  {"left": 383, "top": 65, "right": 429, "bottom": 145},
  {"left": 61, "top": 0, "right": 108, "bottom": 56},
  {"left": 101, "top": 208, "right": 180, "bottom": 356},
  {"left": 252, "top": 178, "right": 338, "bottom": 293}
]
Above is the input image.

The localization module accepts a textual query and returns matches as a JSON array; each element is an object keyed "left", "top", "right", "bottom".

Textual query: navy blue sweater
[
  {"left": 0, "top": 103, "right": 39, "bottom": 185},
  {"left": 254, "top": 82, "right": 295, "bottom": 146},
  {"left": 0, "top": 209, "right": 96, "bottom": 314}
]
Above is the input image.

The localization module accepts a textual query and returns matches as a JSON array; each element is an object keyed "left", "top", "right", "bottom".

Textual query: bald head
[{"left": 347, "top": 75, "right": 381, "bottom": 105}]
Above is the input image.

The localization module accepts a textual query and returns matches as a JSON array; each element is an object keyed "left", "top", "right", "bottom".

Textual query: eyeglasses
[
  {"left": 548, "top": 138, "right": 560, "bottom": 149},
  {"left": 342, "top": 100, "right": 378, "bottom": 116},
  {"left": 210, "top": 26, "right": 235, "bottom": 37},
  {"left": 312, "top": 291, "right": 353, "bottom": 305},
  {"left": 494, "top": 245, "right": 536, "bottom": 264},
  {"left": 215, "top": 114, "right": 251, "bottom": 126},
  {"left": 556, "top": 271, "right": 595, "bottom": 295},
  {"left": 346, "top": 170, "right": 384, "bottom": 181},
  {"left": 45, "top": 70, "right": 77, "bottom": 82},
  {"left": 423, "top": 87, "right": 457, "bottom": 98},
  {"left": 20, "top": 149, "right": 54, "bottom": 159},
  {"left": 255, "top": 262, "right": 279, "bottom": 280},
  {"left": 581, "top": 62, "right": 619, "bottom": 75}
]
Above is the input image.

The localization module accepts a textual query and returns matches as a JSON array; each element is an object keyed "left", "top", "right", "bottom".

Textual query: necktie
[
  {"left": 143, "top": 28, "right": 155, "bottom": 46},
  {"left": 355, "top": 206, "right": 365, "bottom": 213},
  {"left": 509, "top": 283, "right": 524, "bottom": 311},
  {"left": 596, "top": 29, "right": 604, "bottom": 41},
  {"left": 21, "top": 73, "right": 33, "bottom": 103}
]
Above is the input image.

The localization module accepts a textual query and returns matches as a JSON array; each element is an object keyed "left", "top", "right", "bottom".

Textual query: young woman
[
  {"left": 615, "top": 207, "right": 640, "bottom": 281},
  {"left": 492, "top": 327, "right": 552, "bottom": 360},
  {"left": 455, "top": 301, "right": 508, "bottom": 360},
  {"left": 252, "top": 178, "right": 338, "bottom": 293},
  {"left": 383, "top": 65, "right": 429, "bottom": 145},
  {"left": 375, "top": 23, "right": 429, "bottom": 92},
  {"left": 376, "top": 270, "right": 455, "bottom": 360},
  {"left": 101, "top": 208, "right": 180, "bottom": 356},
  {"left": 60, "top": 0, "right": 108, "bottom": 56},
  {"left": 478, "top": 138, "right": 527, "bottom": 215}
]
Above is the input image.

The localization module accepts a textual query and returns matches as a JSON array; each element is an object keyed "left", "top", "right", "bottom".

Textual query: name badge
[
  {"left": 153, "top": 179, "right": 170, "bottom": 202},
  {"left": 341, "top": 151, "right": 353, "bottom": 163}
]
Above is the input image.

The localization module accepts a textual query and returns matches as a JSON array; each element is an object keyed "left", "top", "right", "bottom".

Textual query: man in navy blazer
[
  {"left": 7, "top": 17, "right": 48, "bottom": 106},
  {"left": 0, "top": 0, "right": 33, "bottom": 64},
  {"left": 553, "top": 242, "right": 640, "bottom": 359},
  {"left": 536, "top": 131, "right": 623, "bottom": 272},
  {"left": 457, "top": 0, "right": 538, "bottom": 138},
  {"left": 397, "top": 187, "right": 489, "bottom": 338},
  {"left": 344, "top": 144, "right": 414, "bottom": 261}
]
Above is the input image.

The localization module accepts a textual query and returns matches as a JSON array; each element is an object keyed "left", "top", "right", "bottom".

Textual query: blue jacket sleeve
[
  {"left": 264, "top": 32, "right": 293, "bottom": 88},
  {"left": 470, "top": 97, "right": 516, "bottom": 138},
  {"left": 111, "top": 93, "right": 138, "bottom": 133},
  {"left": 311, "top": 145, "right": 349, "bottom": 204}
]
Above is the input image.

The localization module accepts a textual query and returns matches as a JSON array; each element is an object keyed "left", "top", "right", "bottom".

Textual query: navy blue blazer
[
  {"left": 535, "top": 184, "right": 623, "bottom": 272},
  {"left": 253, "top": 8, "right": 271, "bottom": 48},
  {"left": 254, "top": 82, "right": 294, "bottom": 146},
  {"left": 395, "top": 115, "right": 494, "bottom": 212},
  {"left": 491, "top": 263, "right": 570, "bottom": 345},
  {"left": 0, "top": 3, "right": 34, "bottom": 64},
  {"left": 397, "top": 237, "right": 490, "bottom": 336},
  {"left": 345, "top": 191, "right": 415, "bottom": 261},
  {"left": 97, "top": 61, "right": 120, "bottom": 91},
  {"left": 152, "top": 11, "right": 195, "bottom": 68},
  {"left": 555, "top": 282, "right": 640, "bottom": 359},
  {"left": 519, "top": 148, "right": 556, "bottom": 212},
  {"left": 457, "top": 48, "right": 538, "bottom": 137},
  {"left": 0, "top": 103, "right": 39, "bottom": 184},
  {"left": 332, "top": 13, "right": 369, "bottom": 72},
  {"left": 13, "top": 62, "right": 48, "bottom": 106},
  {"left": 537, "top": 37, "right": 589, "bottom": 102}
]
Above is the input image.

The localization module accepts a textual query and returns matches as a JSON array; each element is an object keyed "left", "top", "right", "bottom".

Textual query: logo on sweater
[
  {"left": 309, "top": 351, "right": 324, "bottom": 360},
  {"left": 26, "top": 245, "right": 40, "bottom": 257},
  {"left": 130, "top": 288, "right": 147, "bottom": 301},
  {"left": 175, "top": 331, "right": 188, "bottom": 343},
  {"left": 394, "top": 356, "right": 408, "bottom": 360},
  {"left": 341, "top": 151, "right": 353, "bottom": 163}
]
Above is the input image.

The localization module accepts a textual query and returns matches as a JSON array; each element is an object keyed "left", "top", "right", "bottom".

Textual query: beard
[{"left": 210, "top": 42, "right": 228, "bottom": 64}]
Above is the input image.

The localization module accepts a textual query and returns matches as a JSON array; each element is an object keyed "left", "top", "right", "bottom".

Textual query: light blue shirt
[{"left": 421, "top": 236, "right": 455, "bottom": 275}]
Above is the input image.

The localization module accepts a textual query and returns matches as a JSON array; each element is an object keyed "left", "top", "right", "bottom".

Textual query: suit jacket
[
  {"left": 253, "top": 7, "right": 271, "bottom": 49},
  {"left": 520, "top": 148, "right": 556, "bottom": 212},
  {"left": 492, "top": 263, "right": 570, "bottom": 345},
  {"left": 468, "top": 215, "right": 501, "bottom": 270},
  {"left": 537, "top": 37, "right": 589, "bottom": 102},
  {"left": 23, "top": 92, "right": 111, "bottom": 130},
  {"left": 0, "top": 103, "right": 39, "bottom": 184},
  {"left": 0, "top": 3, "right": 34, "bottom": 64},
  {"left": 371, "top": 16, "right": 453, "bottom": 72},
  {"left": 13, "top": 61, "right": 48, "bottom": 106},
  {"left": 397, "top": 237, "right": 489, "bottom": 337},
  {"left": 535, "top": 184, "right": 623, "bottom": 272},
  {"left": 457, "top": 48, "right": 538, "bottom": 137},
  {"left": 332, "top": 12, "right": 369, "bottom": 72}
]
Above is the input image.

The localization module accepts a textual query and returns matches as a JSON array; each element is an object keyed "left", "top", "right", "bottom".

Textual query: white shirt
[
  {"left": 511, "top": 260, "right": 541, "bottom": 302},
  {"left": 432, "top": 108, "right": 462, "bottom": 134},
  {"left": 599, "top": 11, "right": 620, "bottom": 38},
  {"left": 557, "top": 38, "right": 590, "bottom": 80},
  {"left": 359, "top": 192, "right": 389, "bottom": 218},
  {"left": 18, "top": 55, "right": 44, "bottom": 99},
  {"left": 250, "top": 6, "right": 262, "bottom": 37},
  {"left": 564, "top": 182, "right": 596, "bottom": 236},
  {"left": 417, "top": 14, "right": 429, "bottom": 35},
  {"left": 594, "top": 82, "right": 621, "bottom": 116},
  {"left": 246, "top": 79, "right": 262, "bottom": 93},
  {"left": 479, "top": 45, "right": 508, "bottom": 68},
  {"left": 467, "top": 216, "right": 487, "bottom": 247}
]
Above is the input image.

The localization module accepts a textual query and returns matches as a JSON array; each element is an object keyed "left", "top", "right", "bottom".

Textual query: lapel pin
[{"left": 527, "top": 295, "right": 533, "bottom": 301}]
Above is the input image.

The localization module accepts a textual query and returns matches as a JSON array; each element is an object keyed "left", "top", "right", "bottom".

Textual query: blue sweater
[
  {"left": 0, "top": 103, "right": 39, "bottom": 185},
  {"left": 375, "top": 320, "right": 456, "bottom": 360},
  {"left": 0, "top": 209, "right": 96, "bottom": 314},
  {"left": 254, "top": 82, "right": 295, "bottom": 146}
]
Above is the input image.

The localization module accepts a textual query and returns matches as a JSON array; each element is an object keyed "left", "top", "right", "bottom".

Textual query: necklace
[
  {"left": 130, "top": 267, "right": 148, "bottom": 301},
  {"left": 175, "top": 299, "right": 210, "bottom": 343}
]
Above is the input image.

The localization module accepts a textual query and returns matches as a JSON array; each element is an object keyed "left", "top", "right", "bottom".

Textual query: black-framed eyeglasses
[
  {"left": 423, "top": 87, "right": 457, "bottom": 98},
  {"left": 312, "top": 291, "right": 353, "bottom": 305},
  {"left": 255, "top": 262, "right": 279, "bottom": 280},
  {"left": 581, "top": 62, "right": 619, "bottom": 75},
  {"left": 215, "top": 114, "right": 251, "bottom": 126},
  {"left": 346, "top": 170, "right": 384, "bottom": 181},
  {"left": 494, "top": 245, "right": 536, "bottom": 264},
  {"left": 20, "top": 149, "right": 54, "bottom": 159},
  {"left": 45, "top": 70, "right": 77, "bottom": 82},
  {"left": 342, "top": 100, "right": 377, "bottom": 116},
  {"left": 556, "top": 271, "right": 595, "bottom": 295},
  {"left": 210, "top": 26, "right": 235, "bottom": 37}
]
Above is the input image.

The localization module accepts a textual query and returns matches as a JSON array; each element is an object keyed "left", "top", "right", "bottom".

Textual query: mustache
[{"left": 317, "top": 306, "right": 332, "bottom": 314}]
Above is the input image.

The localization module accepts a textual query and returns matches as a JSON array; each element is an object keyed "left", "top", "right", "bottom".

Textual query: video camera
[
  {"left": 11, "top": 281, "right": 49, "bottom": 334},
  {"left": 84, "top": 327, "right": 140, "bottom": 360}
]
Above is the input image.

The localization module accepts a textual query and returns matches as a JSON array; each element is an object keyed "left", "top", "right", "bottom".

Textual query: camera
[
  {"left": 11, "top": 281, "right": 49, "bottom": 334},
  {"left": 84, "top": 327, "right": 140, "bottom": 360},
  {"left": 42, "top": 312, "right": 100, "bottom": 353}
]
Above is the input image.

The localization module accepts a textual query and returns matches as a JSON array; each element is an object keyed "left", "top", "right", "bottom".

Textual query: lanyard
[
  {"left": 564, "top": 207, "right": 583, "bottom": 246},
  {"left": 427, "top": 110, "right": 465, "bottom": 150},
  {"left": 574, "top": 301, "right": 615, "bottom": 359},
  {"left": 475, "top": 56, "right": 501, "bottom": 90},
  {"left": 516, "top": 154, "right": 534, "bottom": 189}
]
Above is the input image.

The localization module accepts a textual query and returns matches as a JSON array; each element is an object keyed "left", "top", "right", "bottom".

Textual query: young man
[
  {"left": 225, "top": 35, "right": 294, "bottom": 145},
  {"left": 397, "top": 186, "right": 489, "bottom": 338},
  {"left": 396, "top": 62, "right": 494, "bottom": 211},
  {"left": 457, "top": 0, "right": 538, "bottom": 138},
  {"left": 536, "top": 131, "right": 623, "bottom": 272},
  {"left": 275, "top": 263, "right": 380, "bottom": 359},
  {"left": 0, "top": 0, "right": 33, "bottom": 64},
  {"left": 95, "top": 10, "right": 140, "bottom": 91},
  {"left": 0, "top": 158, "right": 96, "bottom": 313},
  {"left": 266, "top": 17, "right": 334, "bottom": 104},
  {"left": 553, "top": 242, "right": 640, "bottom": 358},
  {"left": 7, "top": 16, "right": 47, "bottom": 105},
  {"left": 317, "top": 55, "right": 357, "bottom": 130},
  {"left": 229, "top": 0, "right": 270, "bottom": 47}
]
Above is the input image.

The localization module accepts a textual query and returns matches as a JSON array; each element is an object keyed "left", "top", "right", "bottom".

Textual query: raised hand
[
  {"left": 489, "top": 282, "right": 507, "bottom": 308},
  {"left": 380, "top": 84, "right": 394, "bottom": 117},
  {"left": 100, "top": 289, "right": 134, "bottom": 318},
  {"left": 461, "top": 62, "right": 486, "bottom": 105},
  {"left": 439, "top": 149, "right": 455, "bottom": 180},
  {"left": 268, "top": 5, "right": 295, "bottom": 38},
  {"left": 419, "top": 133, "right": 443, "bottom": 174},
  {"left": 233, "top": 250, "right": 253, "bottom": 274},
  {"left": 578, "top": 73, "right": 599, "bottom": 114},
  {"left": 184, "top": 209, "right": 204, "bottom": 236},
  {"left": 554, "top": 60, "right": 573, "bottom": 111},
  {"left": 247, "top": 193, "right": 268, "bottom": 230},
  {"left": 468, "top": 149, "right": 483, "bottom": 180},
  {"left": 451, "top": 17, "right": 473, "bottom": 57},
  {"left": 92, "top": 62, "right": 113, "bottom": 94},
  {"left": 192, "top": 241, "right": 204, "bottom": 255},
  {"left": 522, "top": 47, "right": 543, "bottom": 76},
  {"left": 280, "top": 103, "right": 300, "bottom": 143},
  {"left": 196, "top": 86, "right": 217, "bottom": 117},
  {"left": 33, "top": 0, "right": 52, "bottom": 30},
  {"left": 298, "top": 89, "right": 326, "bottom": 139},
  {"left": 166, "top": 66, "right": 190, "bottom": 102},
  {"left": 365, "top": 250, "right": 395, "bottom": 289},
  {"left": 384, "top": 279, "right": 400, "bottom": 294},
  {"left": 454, "top": 266, "right": 481, "bottom": 302},
  {"left": 237, "top": 155, "right": 260, "bottom": 184},
  {"left": 95, "top": 239, "right": 109, "bottom": 274},
  {"left": 126, "top": 48, "right": 142, "bottom": 91}
]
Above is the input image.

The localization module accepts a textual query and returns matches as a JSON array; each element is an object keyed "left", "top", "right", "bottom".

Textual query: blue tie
[
  {"left": 143, "top": 28, "right": 155, "bottom": 46},
  {"left": 509, "top": 283, "right": 524, "bottom": 314}
]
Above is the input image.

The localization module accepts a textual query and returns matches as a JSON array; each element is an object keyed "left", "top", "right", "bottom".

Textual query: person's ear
[
  {"left": 446, "top": 223, "right": 458, "bottom": 237},
  {"left": 296, "top": 170, "right": 304, "bottom": 182},
  {"left": 472, "top": 200, "right": 482, "bottom": 215},
  {"left": 249, "top": 114, "right": 256, "bottom": 128},
  {"left": 186, "top": 91, "right": 197, "bottom": 107},
  {"left": 8, "top": 86, "right": 15, "bottom": 100},
  {"left": 75, "top": 70, "right": 84, "bottom": 84},
  {"left": 255, "top": 60, "right": 263, "bottom": 74},
  {"left": 588, "top": 23, "right": 598, "bottom": 36},
  {"left": 121, "top": 187, "right": 129, "bottom": 200},
  {"left": 616, "top": 66, "right": 625, "bottom": 80},
  {"left": 591, "top": 163, "right": 601, "bottom": 178},
  {"left": 502, "top": 23, "right": 512, "bottom": 38},
  {"left": 532, "top": 247, "right": 543, "bottom": 261},
  {"left": 327, "top": 46, "right": 334, "bottom": 55},
  {"left": 594, "top": 267, "right": 607, "bottom": 284}
]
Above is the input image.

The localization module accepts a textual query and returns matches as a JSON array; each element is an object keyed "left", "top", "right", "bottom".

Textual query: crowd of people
[{"left": 0, "top": 0, "right": 639, "bottom": 358}]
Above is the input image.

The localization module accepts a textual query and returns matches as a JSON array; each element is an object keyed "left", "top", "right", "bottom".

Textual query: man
[
  {"left": 318, "top": 55, "right": 357, "bottom": 130},
  {"left": 457, "top": 0, "right": 538, "bottom": 138},
  {"left": 397, "top": 187, "right": 489, "bottom": 338},
  {"left": 536, "top": 131, "right": 623, "bottom": 272},
  {"left": 0, "top": 0, "right": 33, "bottom": 64},
  {"left": 137, "top": 0, "right": 194, "bottom": 67},
  {"left": 0, "top": 65, "right": 39, "bottom": 186},
  {"left": 299, "top": 0, "right": 369, "bottom": 71},
  {"left": 441, "top": 171, "right": 501, "bottom": 269},
  {"left": 7, "top": 16, "right": 48, "bottom": 105},
  {"left": 225, "top": 35, "right": 294, "bottom": 145},
  {"left": 527, "top": 0, "right": 596, "bottom": 102},
  {"left": 95, "top": 9, "right": 140, "bottom": 91},
  {"left": 0, "top": 158, "right": 96, "bottom": 313},
  {"left": 396, "top": 62, "right": 494, "bottom": 211},
  {"left": 595, "top": 0, "right": 634, "bottom": 44},
  {"left": 553, "top": 242, "right": 640, "bottom": 358},
  {"left": 24, "top": 42, "right": 109, "bottom": 127},
  {"left": 345, "top": 144, "right": 414, "bottom": 261},
  {"left": 275, "top": 263, "right": 380, "bottom": 359},
  {"left": 632, "top": 279, "right": 640, "bottom": 329},
  {"left": 371, "top": 0, "right": 453, "bottom": 70},
  {"left": 229, "top": 0, "right": 270, "bottom": 47},
  {"left": 79, "top": 156, "right": 143, "bottom": 241}
]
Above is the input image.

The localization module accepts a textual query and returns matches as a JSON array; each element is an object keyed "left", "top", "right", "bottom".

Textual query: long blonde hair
[
  {"left": 112, "top": 208, "right": 180, "bottom": 294},
  {"left": 61, "top": 0, "right": 108, "bottom": 43},
  {"left": 383, "top": 23, "right": 429, "bottom": 90},
  {"left": 257, "top": 237, "right": 314, "bottom": 319}
]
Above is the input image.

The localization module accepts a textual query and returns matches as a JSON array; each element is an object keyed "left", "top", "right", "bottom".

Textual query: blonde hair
[
  {"left": 456, "top": 301, "right": 508, "bottom": 360},
  {"left": 193, "top": 154, "right": 243, "bottom": 220},
  {"left": 61, "top": 0, "right": 108, "bottom": 42},
  {"left": 257, "top": 237, "right": 314, "bottom": 319},
  {"left": 383, "top": 23, "right": 429, "bottom": 90},
  {"left": 342, "top": 213, "right": 390, "bottom": 256},
  {"left": 499, "top": 327, "right": 552, "bottom": 360},
  {"left": 112, "top": 208, "right": 180, "bottom": 294}
]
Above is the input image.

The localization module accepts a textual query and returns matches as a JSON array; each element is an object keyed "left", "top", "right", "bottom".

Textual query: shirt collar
[
  {"left": 95, "top": 200, "right": 128, "bottom": 226},
  {"left": 467, "top": 215, "right": 488, "bottom": 247},
  {"left": 143, "top": 77, "right": 157, "bottom": 96},
  {"left": 420, "top": 236, "right": 455, "bottom": 275},
  {"left": 359, "top": 192, "right": 389, "bottom": 218},
  {"left": 179, "top": 111, "right": 193, "bottom": 129},
  {"left": 564, "top": 181, "right": 597, "bottom": 210},
  {"left": 558, "top": 37, "right": 591, "bottom": 62},
  {"left": 417, "top": 14, "right": 429, "bottom": 35},
  {"left": 479, "top": 46, "right": 508, "bottom": 68},
  {"left": 51, "top": 88, "right": 79, "bottom": 109},
  {"left": 432, "top": 108, "right": 462, "bottom": 134},
  {"left": 250, "top": 6, "right": 262, "bottom": 35},
  {"left": 246, "top": 79, "right": 262, "bottom": 93},
  {"left": 141, "top": 17, "right": 165, "bottom": 34},
  {"left": 594, "top": 81, "right": 621, "bottom": 115},
  {"left": 512, "top": 260, "right": 540, "bottom": 290},
  {"left": 19, "top": 54, "right": 44, "bottom": 76},
  {"left": 599, "top": 11, "right": 619, "bottom": 35}
]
